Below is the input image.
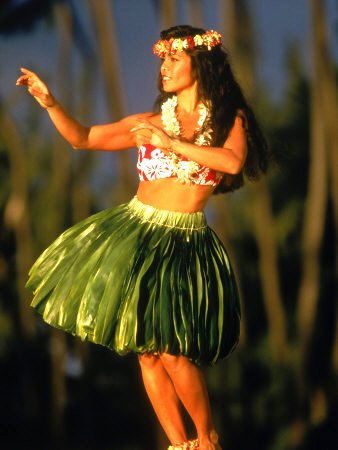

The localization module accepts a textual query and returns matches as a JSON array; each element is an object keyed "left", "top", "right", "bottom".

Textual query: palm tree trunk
[
  {"left": 296, "top": 0, "right": 333, "bottom": 383},
  {"left": 221, "top": 0, "right": 288, "bottom": 363},
  {"left": 48, "top": 2, "right": 74, "bottom": 440},
  {"left": 310, "top": 0, "right": 338, "bottom": 382},
  {"left": 71, "top": 62, "right": 96, "bottom": 224},
  {"left": 0, "top": 101, "right": 36, "bottom": 339},
  {"left": 252, "top": 181, "right": 288, "bottom": 361},
  {"left": 291, "top": 0, "right": 335, "bottom": 446},
  {"left": 160, "top": 0, "right": 177, "bottom": 28},
  {"left": 88, "top": 0, "right": 134, "bottom": 202},
  {"left": 187, "top": 0, "right": 204, "bottom": 27}
]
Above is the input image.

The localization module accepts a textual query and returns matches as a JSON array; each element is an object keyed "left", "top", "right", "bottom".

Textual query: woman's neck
[{"left": 176, "top": 85, "right": 199, "bottom": 114}]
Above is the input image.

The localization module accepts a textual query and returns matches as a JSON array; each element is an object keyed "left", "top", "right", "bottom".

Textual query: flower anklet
[{"left": 168, "top": 438, "right": 199, "bottom": 449}]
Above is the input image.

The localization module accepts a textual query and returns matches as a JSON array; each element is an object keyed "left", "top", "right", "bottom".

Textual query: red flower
[{"left": 186, "top": 36, "right": 195, "bottom": 50}]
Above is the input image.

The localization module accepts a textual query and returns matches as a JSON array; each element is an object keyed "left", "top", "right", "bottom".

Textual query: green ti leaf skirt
[{"left": 26, "top": 196, "right": 240, "bottom": 365}]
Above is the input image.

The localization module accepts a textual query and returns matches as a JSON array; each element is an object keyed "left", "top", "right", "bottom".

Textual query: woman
[{"left": 16, "top": 25, "right": 269, "bottom": 450}]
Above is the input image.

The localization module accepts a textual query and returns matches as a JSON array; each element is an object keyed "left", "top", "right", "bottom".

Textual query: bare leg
[
  {"left": 160, "top": 353, "right": 221, "bottom": 450},
  {"left": 138, "top": 353, "right": 187, "bottom": 444}
]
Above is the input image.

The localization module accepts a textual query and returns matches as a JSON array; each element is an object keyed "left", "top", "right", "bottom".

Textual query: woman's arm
[
  {"left": 131, "top": 115, "right": 248, "bottom": 174},
  {"left": 170, "top": 115, "right": 247, "bottom": 174},
  {"left": 16, "top": 68, "right": 150, "bottom": 151}
]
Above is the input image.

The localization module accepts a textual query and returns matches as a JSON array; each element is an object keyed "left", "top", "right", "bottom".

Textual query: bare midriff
[{"left": 136, "top": 179, "right": 215, "bottom": 213}]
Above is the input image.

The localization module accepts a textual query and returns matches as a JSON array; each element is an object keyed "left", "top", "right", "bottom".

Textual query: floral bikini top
[
  {"left": 137, "top": 143, "right": 223, "bottom": 186},
  {"left": 136, "top": 95, "right": 224, "bottom": 186}
]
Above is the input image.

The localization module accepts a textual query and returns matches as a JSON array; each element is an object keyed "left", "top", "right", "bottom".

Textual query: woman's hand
[
  {"left": 131, "top": 119, "right": 172, "bottom": 151},
  {"left": 16, "top": 68, "right": 56, "bottom": 109}
]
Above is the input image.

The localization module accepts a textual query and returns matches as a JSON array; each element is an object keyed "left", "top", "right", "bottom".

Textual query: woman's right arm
[{"left": 16, "top": 68, "right": 148, "bottom": 151}]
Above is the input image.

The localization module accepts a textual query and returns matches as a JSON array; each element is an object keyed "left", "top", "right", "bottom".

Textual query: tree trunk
[
  {"left": 221, "top": 0, "right": 256, "bottom": 94},
  {"left": 0, "top": 101, "right": 36, "bottom": 339},
  {"left": 187, "top": 0, "right": 204, "bottom": 27},
  {"left": 297, "top": 0, "right": 333, "bottom": 380},
  {"left": 310, "top": 0, "right": 338, "bottom": 381},
  {"left": 160, "top": 0, "right": 177, "bottom": 28},
  {"left": 291, "top": 0, "right": 335, "bottom": 446},
  {"left": 252, "top": 181, "right": 288, "bottom": 361},
  {"left": 71, "top": 61, "right": 96, "bottom": 224},
  {"left": 88, "top": 0, "right": 134, "bottom": 203},
  {"left": 48, "top": 2, "right": 74, "bottom": 440},
  {"left": 221, "top": 0, "right": 288, "bottom": 363}
]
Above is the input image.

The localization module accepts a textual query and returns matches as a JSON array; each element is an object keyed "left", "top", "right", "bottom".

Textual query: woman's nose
[{"left": 161, "top": 58, "right": 170, "bottom": 72}]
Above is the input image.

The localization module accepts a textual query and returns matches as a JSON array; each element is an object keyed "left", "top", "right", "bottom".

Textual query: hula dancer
[{"left": 17, "top": 25, "right": 269, "bottom": 450}]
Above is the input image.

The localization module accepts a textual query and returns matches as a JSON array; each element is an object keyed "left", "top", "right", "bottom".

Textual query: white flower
[
  {"left": 139, "top": 158, "right": 172, "bottom": 181},
  {"left": 194, "top": 35, "right": 203, "bottom": 46},
  {"left": 150, "top": 148, "right": 165, "bottom": 159},
  {"left": 161, "top": 95, "right": 213, "bottom": 184},
  {"left": 161, "top": 96, "right": 181, "bottom": 137}
]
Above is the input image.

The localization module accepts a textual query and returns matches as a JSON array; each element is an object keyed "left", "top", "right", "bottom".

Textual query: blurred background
[{"left": 0, "top": 0, "right": 337, "bottom": 449}]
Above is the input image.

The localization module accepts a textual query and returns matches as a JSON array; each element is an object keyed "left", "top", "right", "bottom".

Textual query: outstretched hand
[
  {"left": 131, "top": 119, "right": 172, "bottom": 151},
  {"left": 16, "top": 68, "right": 56, "bottom": 109}
]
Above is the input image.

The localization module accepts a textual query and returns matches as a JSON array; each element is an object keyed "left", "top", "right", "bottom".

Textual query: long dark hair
[{"left": 154, "top": 25, "right": 270, "bottom": 193}]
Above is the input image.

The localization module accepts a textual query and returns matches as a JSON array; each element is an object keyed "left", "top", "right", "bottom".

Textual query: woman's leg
[
  {"left": 159, "top": 353, "right": 220, "bottom": 450},
  {"left": 138, "top": 353, "right": 187, "bottom": 444}
]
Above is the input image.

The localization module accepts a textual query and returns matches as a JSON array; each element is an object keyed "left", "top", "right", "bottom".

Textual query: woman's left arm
[
  {"left": 131, "top": 115, "right": 248, "bottom": 174},
  {"left": 172, "top": 115, "right": 247, "bottom": 173}
]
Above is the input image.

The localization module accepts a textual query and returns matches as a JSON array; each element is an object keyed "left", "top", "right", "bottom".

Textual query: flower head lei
[
  {"left": 161, "top": 95, "right": 213, "bottom": 183},
  {"left": 153, "top": 29, "right": 222, "bottom": 58}
]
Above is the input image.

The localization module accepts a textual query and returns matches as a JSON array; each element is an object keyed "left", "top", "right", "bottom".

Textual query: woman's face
[{"left": 160, "top": 51, "right": 196, "bottom": 93}]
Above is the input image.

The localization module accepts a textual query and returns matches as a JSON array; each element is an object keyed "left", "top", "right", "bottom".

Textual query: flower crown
[{"left": 153, "top": 29, "right": 222, "bottom": 58}]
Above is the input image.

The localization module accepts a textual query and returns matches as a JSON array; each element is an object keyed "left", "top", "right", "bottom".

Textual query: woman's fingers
[
  {"left": 131, "top": 124, "right": 172, "bottom": 149},
  {"left": 16, "top": 68, "right": 42, "bottom": 87},
  {"left": 17, "top": 67, "right": 49, "bottom": 93},
  {"left": 132, "top": 128, "right": 152, "bottom": 145},
  {"left": 16, "top": 68, "right": 56, "bottom": 108},
  {"left": 16, "top": 74, "right": 31, "bottom": 86},
  {"left": 133, "top": 129, "right": 152, "bottom": 139},
  {"left": 20, "top": 67, "right": 35, "bottom": 75}
]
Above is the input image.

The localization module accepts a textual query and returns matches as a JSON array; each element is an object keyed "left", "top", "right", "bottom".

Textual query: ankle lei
[{"left": 161, "top": 95, "right": 213, "bottom": 183}]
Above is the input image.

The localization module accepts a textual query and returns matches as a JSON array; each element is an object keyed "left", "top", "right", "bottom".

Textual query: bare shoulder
[
  {"left": 223, "top": 110, "right": 248, "bottom": 157},
  {"left": 236, "top": 109, "right": 248, "bottom": 129}
]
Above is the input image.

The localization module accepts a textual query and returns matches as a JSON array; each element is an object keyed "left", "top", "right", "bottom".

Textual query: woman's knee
[
  {"left": 159, "top": 353, "right": 191, "bottom": 373},
  {"left": 138, "top": 352, "right": 160, "bottom": 369}
]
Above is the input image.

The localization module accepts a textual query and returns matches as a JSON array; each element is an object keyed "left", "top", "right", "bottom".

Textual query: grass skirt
[{"left": 27, "top": 197, "right": 240, "bottom": 365}]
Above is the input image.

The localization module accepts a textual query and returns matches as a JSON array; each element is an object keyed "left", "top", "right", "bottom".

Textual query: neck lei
[
  {"left": 161, "top": 95, "right": 212, "bottom": 146},
  {"left": 160, "top": 95, "right": 213, "bottom": 183}
]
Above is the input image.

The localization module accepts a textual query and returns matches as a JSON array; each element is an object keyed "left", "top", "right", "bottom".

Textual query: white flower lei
[{"left": 161, "top": 95, "right": 213, "bottom": 183}]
